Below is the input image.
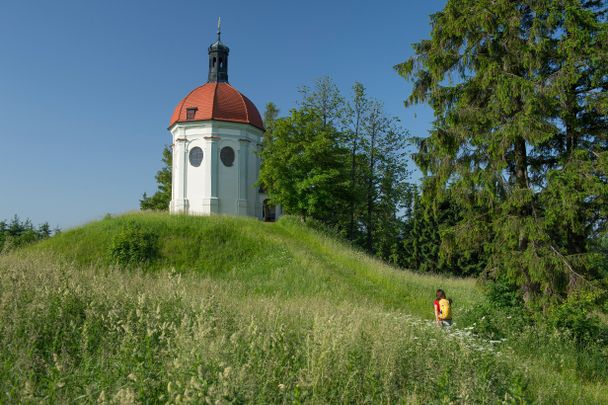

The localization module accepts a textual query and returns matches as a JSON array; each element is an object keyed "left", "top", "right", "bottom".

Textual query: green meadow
[{"left": 0, "top": 212, "right": 605, "bottom": 403}]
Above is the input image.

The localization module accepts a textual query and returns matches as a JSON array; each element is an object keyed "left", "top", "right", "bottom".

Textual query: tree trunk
[
  {"left": 564, "top": 84, "right": 578, "bottom": 159},
  {"left": 514, "top": 136, "right": 540, "bottom": 301},
  {"left": 564, "top": 85, "right": 585, "bottom": 259},
  {"left": 514, "top": 136, "right": 529, "bottom": 190},
  {"left": 367, "top": 129, "right": 376, "bottom": 253},
  {"left": 349, "top": 113, "right": 360, "bottom": 241}
]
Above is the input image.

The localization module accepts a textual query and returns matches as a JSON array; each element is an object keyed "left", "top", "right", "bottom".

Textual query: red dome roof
[{"left": 169, "top": 82, "right": 264, "bottom": 130}]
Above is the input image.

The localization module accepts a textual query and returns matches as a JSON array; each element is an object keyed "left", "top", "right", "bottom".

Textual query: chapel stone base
[
  {"left": 170, "top": 199, "right": 190, "bottom": 214},
  {"left": 202, "top": 197, "right": 219, "bottom": 215}
]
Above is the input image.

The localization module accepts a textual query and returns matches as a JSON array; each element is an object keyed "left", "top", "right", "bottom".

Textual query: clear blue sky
[{"left": 0, "top": 0, "right": 444, "bottom": 229}]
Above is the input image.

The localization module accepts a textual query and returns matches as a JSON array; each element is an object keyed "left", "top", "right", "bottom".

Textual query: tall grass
[{"left": 0, "top": 212, "right": 605, "bottom": 403}]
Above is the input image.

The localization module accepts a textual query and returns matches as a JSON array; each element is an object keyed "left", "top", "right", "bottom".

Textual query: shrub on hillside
[
  {"left": 108, "top": 221, "right": 159, "bottom": 266},
  {"left": 458, "top": 278, "right": 533, "bottom": 341},
  {"left": 546, "top": 291, "right": 608, "bottom": 380},
  {"left": 548, "top": 290, "right": 608, "bottom": 347}
]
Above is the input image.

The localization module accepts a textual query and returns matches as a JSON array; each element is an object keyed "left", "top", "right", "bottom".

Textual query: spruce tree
[{"left": 397, "top": 0, "right": 607, "bottom": 304}]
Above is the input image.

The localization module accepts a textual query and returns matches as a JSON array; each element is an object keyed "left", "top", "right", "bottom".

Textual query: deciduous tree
[{"left": 140, "top": 145, "right": 172, "bottom": 211}]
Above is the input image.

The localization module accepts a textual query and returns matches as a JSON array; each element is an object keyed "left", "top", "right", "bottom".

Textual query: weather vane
[{"left": 217, "top": 17, "right": 221, "bottom": 41}]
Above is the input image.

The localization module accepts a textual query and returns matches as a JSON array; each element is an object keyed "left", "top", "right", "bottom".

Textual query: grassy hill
[{"left": 0, "top": 212, "right": 605, "bottom": 403}]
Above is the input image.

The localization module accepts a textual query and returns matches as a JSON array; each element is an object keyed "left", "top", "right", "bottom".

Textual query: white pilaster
[
  {"left": 202, "top": 135, "right": 220, "bottom": 214},
  {"left": 171, "top": 136, "right": 189, "bottom": 213},
  {"left": 237, "top": 138, "right": 250, "bottom": 215}
]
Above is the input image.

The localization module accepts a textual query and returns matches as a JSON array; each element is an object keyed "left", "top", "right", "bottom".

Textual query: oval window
[
  {"left": 220, "top": 146, "right": 235, "bottom": 167},
  {"left": 189, "top": 147, "right": 203, "bottom": 167}
]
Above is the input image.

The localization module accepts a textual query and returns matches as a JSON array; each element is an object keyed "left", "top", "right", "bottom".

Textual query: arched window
[
  {"left": 219, "top": 58, "right": 223, "bottom": 68},
  {"left": 213, "top": 57, "right": 217, "bottom": 67}
]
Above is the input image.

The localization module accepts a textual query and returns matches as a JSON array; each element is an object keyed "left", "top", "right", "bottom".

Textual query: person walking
[
  {"left": 433, "top": 290, "right": 441, "bottom": 326},
  {"left": 435, "top": 289, "right": 452, "bottom": 327}
]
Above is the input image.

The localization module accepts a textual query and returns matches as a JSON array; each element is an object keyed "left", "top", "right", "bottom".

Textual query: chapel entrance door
[{"left": 262, "top": 199, "right": 276, "bottom": 222}]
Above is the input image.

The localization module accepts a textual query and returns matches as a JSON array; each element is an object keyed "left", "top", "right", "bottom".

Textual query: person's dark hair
[{"left": 436, "top": 289, "right": 452, "bottom": 304}]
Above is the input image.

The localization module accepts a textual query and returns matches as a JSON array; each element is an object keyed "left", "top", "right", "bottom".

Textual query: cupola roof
[
  {"left": 168, "top": 19, "right": 264, "bottom": 131},
  {"left": 169, "top": 82, "right": 264, "bottom": 130}
]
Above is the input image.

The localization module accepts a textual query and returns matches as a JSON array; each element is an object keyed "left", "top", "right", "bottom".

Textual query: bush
[
  {"left": 548, "top": 290, "right": 608, "bottom": 347},
  {"left": 486, "top": 277, "right": 524, "bottom": 308},
  {"left": 108, "top": 221, "right": 159, "bottom": 266},
  {"left": 458, "top": 278, "right": 532, "bottom": 340}
]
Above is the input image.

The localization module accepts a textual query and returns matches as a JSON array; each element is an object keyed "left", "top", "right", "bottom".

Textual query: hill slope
[
  {"left": 34, "top": 212, "right": 480, "bottom": 317},
  {"left": 0, "top": 212, "right": 605, "bottom": 403}
]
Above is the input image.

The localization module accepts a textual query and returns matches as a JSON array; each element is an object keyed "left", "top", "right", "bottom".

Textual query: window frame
[{"left": 186, "top": 107, "right": 198, "bottom": 120}]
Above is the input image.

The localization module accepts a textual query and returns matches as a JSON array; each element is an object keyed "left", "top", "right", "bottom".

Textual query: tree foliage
[
  {"left": 260, "top": 77, "right": 412, "bottom": 261},
  {"left": 0, "top": 215, "right": 58, "bottom": 252},
  {"left": 262, "top": 102, "right": 279, "bottom": 149},
  {"left": 140, "top": 145, "right": 172, "bottom": 211},
  {"left": 402, "top": 187, "right": 488, "bottom": 276},
  {"left": 259, "top": 106, "right": 351, "bottom": 224},
  {"left": 397, "top": 0, "right": 608, "bottom": 304}
]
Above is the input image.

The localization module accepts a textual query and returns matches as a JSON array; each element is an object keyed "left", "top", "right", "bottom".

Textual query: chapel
[{"left": 168, "top": 22, "right": 278, "bottom": 221}]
